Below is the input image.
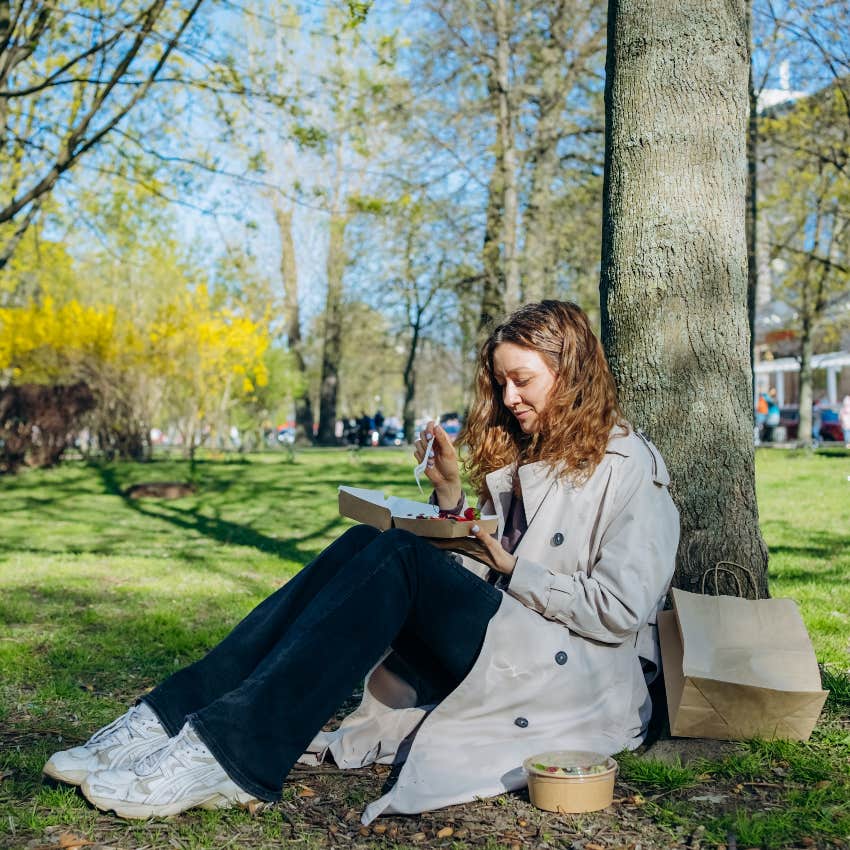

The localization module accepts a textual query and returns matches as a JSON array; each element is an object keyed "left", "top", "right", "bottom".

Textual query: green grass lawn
[{"left": 0, "top": 446, "right": 848, "bottom": 850}]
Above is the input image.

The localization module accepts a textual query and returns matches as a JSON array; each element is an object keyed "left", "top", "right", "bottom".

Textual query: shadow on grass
[
  {"left": 765, "top": 526, "right": 850, "bottom": 567},
  {"left": 90, "top": 464, "right": 348, "bottom": 565},
  {"left": 1, "top": 582, "right": 272, "bottom": 712},
  {"left": 814, "top": 447, "right": 850, "bottom": 459}
]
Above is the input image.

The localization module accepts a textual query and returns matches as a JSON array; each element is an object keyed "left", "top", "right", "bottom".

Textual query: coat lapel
[
  {"left": 484, "top": 465, "right": 513, "bottom": 534},
  {"left": 517, "top": 461, "right": 562, "bottom": 527},
  {"left": 485, "top": 461, "right": 563, "bottom": 535}
]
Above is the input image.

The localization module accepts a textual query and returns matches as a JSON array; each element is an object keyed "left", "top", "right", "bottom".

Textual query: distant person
[
  {"left": 840, "top": 395, "right": 850, "bottom": 447},
  {"left": 357, "top": 412, "right": 372, "bottom": 447},
  {"left": 812, "top": 397, "right": 827, "bottom": 445},
  {"left": 764, "top": 389, "right": 780, "bottom": 442},
  {"left": 439, "top": 413, "right": 462, "bottom": 442},
  {"left": 755, "top": 392, "right": 769, "bottom": 442},
  {"left": 373, "top": 409, "right": 385, "bottom": 432}
]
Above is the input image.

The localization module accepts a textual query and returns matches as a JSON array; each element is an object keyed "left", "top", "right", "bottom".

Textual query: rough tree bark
[
  {"left": 745, "top": 0, "right": 758, "bottom": 409},
  {"left": 600, "top": 0, "right": 769, "bottom": 597}
]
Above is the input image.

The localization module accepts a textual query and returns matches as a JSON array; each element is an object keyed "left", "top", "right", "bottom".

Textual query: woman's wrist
[{"left": 435, "top": 483, "right": 463, "bottom": 510}]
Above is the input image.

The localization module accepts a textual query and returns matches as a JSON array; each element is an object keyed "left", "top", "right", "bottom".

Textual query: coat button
[
  {"left": 514, "top": 717, "right": 529, "bottom": 728},
  {"left": 552, "top": 532, "right": 565, "bottom": 546},
  {"left": 555, "top": 651, "right": 568, "bottom": 665}
]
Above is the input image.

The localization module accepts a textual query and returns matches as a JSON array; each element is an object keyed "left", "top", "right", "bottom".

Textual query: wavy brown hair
[{"left": 457, "top": 300, "right": 626, "bottom": 499}]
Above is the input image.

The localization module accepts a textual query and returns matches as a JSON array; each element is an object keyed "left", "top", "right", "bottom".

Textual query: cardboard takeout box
[{"left": 338, "top": 486, "right": 498, "bottom": 538}]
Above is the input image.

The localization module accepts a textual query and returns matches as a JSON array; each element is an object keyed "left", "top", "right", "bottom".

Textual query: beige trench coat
[{"left": 300, "top": 427, "right": 680, "bottom": 823}]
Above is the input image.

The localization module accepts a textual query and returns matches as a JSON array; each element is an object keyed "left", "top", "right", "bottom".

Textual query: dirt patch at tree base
[{"left": 123, "top": 482, "right": 197, "bottom": 499}]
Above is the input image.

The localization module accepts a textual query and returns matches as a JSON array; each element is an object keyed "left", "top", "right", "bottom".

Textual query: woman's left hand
[{"left": 470, "top": 525, "right": 517, "bottom": 575}]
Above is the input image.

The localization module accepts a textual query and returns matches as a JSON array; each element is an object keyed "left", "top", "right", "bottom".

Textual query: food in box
[
  {"left": 523, "top": 750, "right": 617, "bottom": 813},
  {"left": 338, "top": 487, "right": 497, "bottom": 538}
]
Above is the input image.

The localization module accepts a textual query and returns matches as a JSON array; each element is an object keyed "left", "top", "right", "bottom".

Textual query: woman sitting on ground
[{"left": 44, "top": 300, "right": 680, "bottom": 821}]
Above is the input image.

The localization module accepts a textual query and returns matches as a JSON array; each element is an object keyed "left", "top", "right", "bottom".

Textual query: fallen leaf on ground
[
  {"left": 436, "top": 826, "right": 454, "bottom": 838},
  {"left": 372, "top": 824, "right": 387, "bottom": 834},
  {"left": 298, "top": 786, "right": 317, "bottom": 797},
  {"left": 411, "top": 832, "right": 427, "bottom": 842},
  {"left": 586, "top": 843, "right": 606, "bottom": 850},
  {"left": 58, "top": 833, "right": 94, "bottom": 849}
]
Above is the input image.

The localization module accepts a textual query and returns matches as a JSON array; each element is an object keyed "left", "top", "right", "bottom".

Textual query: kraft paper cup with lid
[{"left": 523, "top": 750, "right": 618, "bottom": 814}]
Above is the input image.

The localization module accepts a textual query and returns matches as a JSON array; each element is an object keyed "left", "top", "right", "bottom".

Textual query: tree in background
[
  {"left": 275, "top": 203, "right": 314, "bottom": 444},
  {"left": 601, "top": 0, "right": 769, "bottom": 595},
  {"left": 149, "top": 284, "right": 270, "bottom": 460},
  {"left": 0, "top": 293, "right": 151, "bottom": 459},
  {"left": 760, "top": 83, "right": 850, "bottom": 444},
  {"left": 0, "top": 0, "right": 206, "bottom": 265},
  {"left": 420, "top": 0, "right": 606, "bottom": 334}
]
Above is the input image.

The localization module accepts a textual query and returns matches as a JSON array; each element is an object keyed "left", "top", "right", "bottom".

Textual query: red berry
[{"left": 463, "top": 507, "right": 475, "bottom": 521}]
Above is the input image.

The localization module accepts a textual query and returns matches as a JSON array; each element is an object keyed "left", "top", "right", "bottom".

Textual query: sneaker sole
[
  {"left": 81, "top": 778, "right": 259, "bottom": 819},
  {"left": 43, "top": 761, "right": 88, "bottom": 786}
]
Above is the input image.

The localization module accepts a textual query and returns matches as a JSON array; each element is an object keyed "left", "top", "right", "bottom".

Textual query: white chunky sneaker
[
  {"left": 81, "top": 722, "right": 258, "bottom": 818},
  {"left": 43, "top": 702, "right": 169, "bottom": 786}
]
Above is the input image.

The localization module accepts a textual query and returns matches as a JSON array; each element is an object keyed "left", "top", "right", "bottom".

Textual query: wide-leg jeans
[{"left": 142, "top": 524, "right": 502, "bottom": 801}]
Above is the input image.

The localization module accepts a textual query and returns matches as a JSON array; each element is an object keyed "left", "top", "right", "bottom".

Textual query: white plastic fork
[{"left": 414, "top": 432, "right": 435, "bottom": 495}]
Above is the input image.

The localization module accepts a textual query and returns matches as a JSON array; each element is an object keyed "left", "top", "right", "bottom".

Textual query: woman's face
[{"left": 492, "top": 342, "right": 557, "bottom": 435}]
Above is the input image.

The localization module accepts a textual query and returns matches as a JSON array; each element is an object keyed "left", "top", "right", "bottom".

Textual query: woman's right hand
[{"left": 413, "top": 422, "right": 462, "bottom": 508}]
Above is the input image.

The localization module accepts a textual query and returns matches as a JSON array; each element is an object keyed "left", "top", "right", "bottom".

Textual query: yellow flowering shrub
[
  {"left": 149, "top": 285, "right": 270, "bottom": 443},
  {"left": 0, "top": 297, "right": 129, "bottom": 383}
]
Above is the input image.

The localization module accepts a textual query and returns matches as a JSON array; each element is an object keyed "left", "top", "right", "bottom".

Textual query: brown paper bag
[{"left": 658, "top": 586, "right": 828, "bottom": 741}]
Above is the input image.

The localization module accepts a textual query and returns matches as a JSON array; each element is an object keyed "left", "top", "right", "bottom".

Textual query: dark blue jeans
[{"left": 142, "top": 525, "right": 502, "bottom": 801}]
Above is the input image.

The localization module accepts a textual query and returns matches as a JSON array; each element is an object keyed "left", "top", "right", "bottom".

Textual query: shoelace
[
  {"left": 87, "top": 705, "right": 146, "bottom": 746},
  {"left": 134, "top": 725, "right": 205, "bottom": 777}
]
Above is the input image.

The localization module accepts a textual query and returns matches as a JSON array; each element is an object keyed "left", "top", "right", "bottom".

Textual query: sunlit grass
[{"left": 1, "top": 446, "right": 848, "bottom": 849}]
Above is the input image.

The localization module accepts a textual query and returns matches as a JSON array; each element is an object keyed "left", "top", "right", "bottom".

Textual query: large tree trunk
[
  {"left": 275, "top": 204, "right": 314, "bottom": 444},
  {"left": 317, "top": 213, "right": 347, "bottom": 445},
  {"left": 600, "top": 0, "right": 768, "bottom": 597},
  {"left": 745, "top": 0, "right": 758, "bottom": 411}
]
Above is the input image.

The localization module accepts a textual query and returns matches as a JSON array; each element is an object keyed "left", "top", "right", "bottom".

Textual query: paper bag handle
[{"left": 700, "top": 561, "right": 760, "bottom": 599}]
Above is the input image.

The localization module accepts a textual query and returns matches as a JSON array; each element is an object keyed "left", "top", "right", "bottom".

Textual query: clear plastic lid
[{"left": 523, "top": 750, "right": 616, "bottom": 778}]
